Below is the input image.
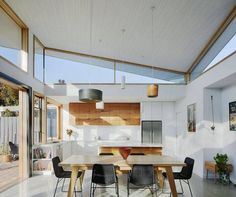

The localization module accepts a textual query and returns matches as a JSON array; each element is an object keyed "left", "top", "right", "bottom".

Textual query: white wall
[
  {"left": 221, "top": 84, "right": 236, "bottom": 183},
  {"left": 175, "top": 53, "right": 236, "bottom": 179}
]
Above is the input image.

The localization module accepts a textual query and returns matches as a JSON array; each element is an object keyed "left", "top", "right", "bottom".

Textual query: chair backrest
[
  {"left": 9, "top": 142, "right": 18, "bottom": 154},
  {"left": 52, "top": 156, "right": 65, "bottom": 178},
  {"left": 99, "top": 153, "right": 114, "bottom": 156},
  {"left": 180, "top": 157, "right": 194, "bottom": 179},
  {"left": 130, "top": 164, "right": 155, "bottom": 186},
  {"left": 92, "top": 164, "right": 116, "bottom": 185},
  {"left": 130, "top": 153, "right": 145, "bottom": 155}
]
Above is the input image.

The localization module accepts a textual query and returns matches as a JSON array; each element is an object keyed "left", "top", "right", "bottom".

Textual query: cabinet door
[
  {"left": 152, "top": 121, "right": 162, "bottom": 144},
  {"left": 142, "top": 121, "right": 152, "bottom": 143}
]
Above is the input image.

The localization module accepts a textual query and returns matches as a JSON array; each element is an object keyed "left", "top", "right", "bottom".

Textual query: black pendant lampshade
[{"left": 79, "top": 89, "right": 103, "bottom": 103}]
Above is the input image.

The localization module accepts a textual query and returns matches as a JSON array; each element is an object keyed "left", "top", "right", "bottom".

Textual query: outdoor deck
[{"left": 0, "top": 161, "right": 20, "bottom": 192}]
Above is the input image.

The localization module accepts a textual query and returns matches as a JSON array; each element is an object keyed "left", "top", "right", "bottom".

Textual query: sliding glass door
[{"left": 0, "top": 79, "right": 31, "bottom": 191}]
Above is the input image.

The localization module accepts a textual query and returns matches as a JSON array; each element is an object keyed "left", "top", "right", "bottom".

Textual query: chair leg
[
  {"left": 53, "top": 178, "right": 60, "bottom": 197},
  {"left": 61, "top": 178, "right": 66, "bottom": 192},
  {"left": 92, "top": 184, "right": 96, "bottom": 197},
  {"left": 89, "top": 182, "right": 93, "bottom": 197},
  {"left": 127, "top": 181, "right": 129, "bottom": 197},
  {"left": 116, "top": 181, "right": 119, "bottom": 197},
  {"left": 187, "top": 180, "right": 193, "bottom": 197},
  {"left": 179, "top": 180, "right": 184, "bottom": 194}
]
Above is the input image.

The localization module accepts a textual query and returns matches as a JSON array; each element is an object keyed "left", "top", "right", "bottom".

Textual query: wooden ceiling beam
[{"left": 0, "top": 0, "right": 27, "bottom": 28}]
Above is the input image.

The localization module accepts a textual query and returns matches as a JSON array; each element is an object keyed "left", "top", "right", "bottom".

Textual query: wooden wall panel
[{"left": 69, "top": 103, "right": 140, "bottom": 126}]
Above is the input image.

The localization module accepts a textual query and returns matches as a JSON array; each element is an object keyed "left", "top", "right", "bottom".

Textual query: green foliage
[
  {"left": 214, "top": 153, "right": 228, "bottom": 165},
  {"left": 1, "top": 109, "right": 18, "bottom": 117},
  {"left": 214, "top": 153, "right": 230, "bottom": 184},
  {"left": 0, "top": 83, "right": 19, "bottom": 106}
]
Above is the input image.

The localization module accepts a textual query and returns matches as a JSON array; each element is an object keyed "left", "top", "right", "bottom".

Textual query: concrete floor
[{"left": 1, "top": 171, "right": 236, "bottom": 197}]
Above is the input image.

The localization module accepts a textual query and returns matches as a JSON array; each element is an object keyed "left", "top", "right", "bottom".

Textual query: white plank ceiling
[{"left": 6, "top": 0, "right": 236, "bottom": 72}]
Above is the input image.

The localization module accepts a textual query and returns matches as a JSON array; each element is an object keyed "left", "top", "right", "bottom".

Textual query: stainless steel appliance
[{"left": 141, "top": 121, "right": 162, "bottom": 144}]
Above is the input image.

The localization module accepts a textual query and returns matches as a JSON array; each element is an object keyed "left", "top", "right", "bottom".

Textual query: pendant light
[
  {"left": 121, "top": 75, "right": 126, "bottom": 89},
  {"left": 79, "top": 0, "right": 103, "bottom": 103},
  {"left": 147, "top": 5, "right": 158, "bottom": 98}
]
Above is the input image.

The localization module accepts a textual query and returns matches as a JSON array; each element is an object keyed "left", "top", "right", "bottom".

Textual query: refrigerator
[{"left": 141, "top": 121, "right": 162, "bottom": 144}]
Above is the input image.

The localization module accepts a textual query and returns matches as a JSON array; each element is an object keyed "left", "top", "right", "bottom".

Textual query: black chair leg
[
  {"left": 53, "top": 178, "right": 60, "bottom": 197},
  {"left": 179, "top": 180, "right": 184, "bottom": 194},
  {"left": 187, "top": 180, "right": 193, "bottom": 197},
  {"left": 89, "top": 182, "right": 93, "bottom": 197},
  {"left": 127, "top": 181, "right": 129, "bottom": 197},
  {"left": 61, "top": 178, "right": 66, "bottom": 192},
  {"left": 116, "top": 181, "right": 119, "bottom": 197}
]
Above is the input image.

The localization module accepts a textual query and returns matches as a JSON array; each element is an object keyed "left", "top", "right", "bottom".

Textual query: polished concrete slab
[{"left": 1, "top": 171, "right": 236, "bottom": 197}]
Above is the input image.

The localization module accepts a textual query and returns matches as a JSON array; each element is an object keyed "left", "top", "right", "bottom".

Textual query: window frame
[
  {"left": 33, "top": 93, "right": 44, "bottom": 145},
  {"left": 33, "top": 36, "right": 45, "bottom": 83},
  {"left": 46, "top": 98, "right": 62, "bottom": 142},
  {"left": 0, "top": 1, "right": 28, "bottom": 72}
]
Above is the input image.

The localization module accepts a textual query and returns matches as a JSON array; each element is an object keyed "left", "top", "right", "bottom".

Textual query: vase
[{"left": 119, "top": 147, "right": 131, "bottom": 160}]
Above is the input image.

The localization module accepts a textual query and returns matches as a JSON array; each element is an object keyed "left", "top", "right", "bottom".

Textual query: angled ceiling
[{"left": 6, "top": 0, "right": 236, "bottom": 72}]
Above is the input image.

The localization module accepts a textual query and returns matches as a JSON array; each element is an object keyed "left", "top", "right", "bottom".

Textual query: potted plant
[
  {"left": 214, "top": 153, "right": 230, "bottom": 184},
  {"left": 66, "top": 129, "right": 73, "bottom": 141},
  {"left": 0, "top": 143, "right": 13, "bottom": 162}
]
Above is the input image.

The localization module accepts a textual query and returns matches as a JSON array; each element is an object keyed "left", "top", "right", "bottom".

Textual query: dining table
[{"left": 59, "top": 154, "right": 186, "bottom": 197}]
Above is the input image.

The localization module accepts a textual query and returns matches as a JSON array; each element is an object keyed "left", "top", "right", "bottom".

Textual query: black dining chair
[
  {"left": 162, "top": 157, "right": 194, "bottom": 197},
  {"left": 127, "top": 164, "right": 158, "bottom": 197},
  {"left": 52, "top": 156, "right": 82, "bottom": 197},
  {"left": 99, "top": 153, "right": 114, "bottom": 156},
  {"left": 90, "top": 164, "right": 119, "bottom": 197},
  {"left": 130, "top": 153, "right": 145, "bottom": 155}
]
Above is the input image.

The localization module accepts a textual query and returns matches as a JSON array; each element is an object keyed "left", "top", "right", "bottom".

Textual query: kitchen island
[{"left": 99, "top": 142, "right": 163, "bottom": 155}]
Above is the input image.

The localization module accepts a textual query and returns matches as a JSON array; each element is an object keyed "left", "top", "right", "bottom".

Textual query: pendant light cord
[
  {"left": 211, "top": 95, "right": 215, "bottom": 130},
  {"left": 88, "top": 0, "right": 93, "bottom": 87}
]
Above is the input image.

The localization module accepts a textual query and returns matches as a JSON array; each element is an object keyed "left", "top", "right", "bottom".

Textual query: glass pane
[
  {"left": 0, "top": 7, "right": 21, "bottom": 67},
  {"left": 204, "top": 34, "right": 236, "bottom": 71},
  {"left": 34, "top": 39, "right": 44, "bottom": 82},
  {"left": 45, "top": 50, "right": 114, "bottom": 84},
  {"left": 116, "top": 63, "right": 185, "bottom": 84},
  {"left": 191, "top": 17, "right": 236, "bottom": 80},
  {"left": 34, "top": 108, "right": 41, "bottom": 144},
  {"left": 47, "top": 106, "right": 57, "bottom": 140}
]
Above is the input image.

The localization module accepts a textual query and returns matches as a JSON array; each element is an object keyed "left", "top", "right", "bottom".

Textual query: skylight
[{"left": 204, "top": 34, "right": 236, "bottom": 71}]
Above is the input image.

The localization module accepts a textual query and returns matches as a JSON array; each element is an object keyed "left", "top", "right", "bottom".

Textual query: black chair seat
[
  {"left": 127, "top": 164, "right": 158, "bottom": 196},
  {"left": 162, "top": 172, "right": 185, "bottom": 179},
  {"left": 90, "top": 164, "right": 119, "bottom": 196},
  {"left": 60, "top": 170, "right": 82, "bottom": 179}
]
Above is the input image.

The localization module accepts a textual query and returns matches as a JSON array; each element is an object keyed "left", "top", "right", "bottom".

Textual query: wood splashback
[{"left": 69, "top": 103, "right": 140, "bottom": 126}]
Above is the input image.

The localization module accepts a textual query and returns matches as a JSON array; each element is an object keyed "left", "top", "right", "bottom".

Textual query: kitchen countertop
[{"left": 99, "top": 142, "right": 163, "bottom": 147}]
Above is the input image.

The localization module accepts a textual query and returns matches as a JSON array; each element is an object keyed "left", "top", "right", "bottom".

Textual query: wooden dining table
[{"left": 59, "top": 155, "right": 185, "bottom": 197}]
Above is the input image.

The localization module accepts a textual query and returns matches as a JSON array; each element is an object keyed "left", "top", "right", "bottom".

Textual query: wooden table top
[{"left": 60, "top": 155, "right": 185, "bottom": 168}]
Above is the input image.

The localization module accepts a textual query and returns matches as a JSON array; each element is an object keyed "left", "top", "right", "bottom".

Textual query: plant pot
[
  {"left": 119, "top": 147, "right": 132, "bottom": 160},
  {"left": 2, "top": 154, "right": 12, "bottom": 162}
]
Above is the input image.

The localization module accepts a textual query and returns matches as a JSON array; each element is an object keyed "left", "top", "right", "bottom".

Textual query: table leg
[
  {"left": 68, "top": 166, "right": 79, "bottom": 197},
  {"left": 77, "top": 170, "right": 85, "bottom": 191},
  {"left": 165, "top": 166, "right": 177, "bottom": 197},
  {"left": 156, "top": 167, "right": 164, "bottom": 190},
  {"left": 206, "top": 170, "right": 208, "bottom": 179}
]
